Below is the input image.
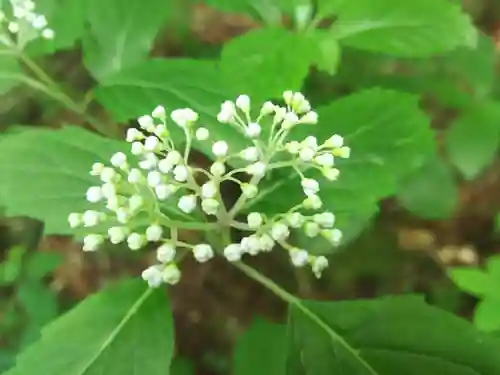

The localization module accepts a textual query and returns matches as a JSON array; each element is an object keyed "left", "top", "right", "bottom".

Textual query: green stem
[{"left": 157, "top": 214, "right": 219, "bottom": 231}]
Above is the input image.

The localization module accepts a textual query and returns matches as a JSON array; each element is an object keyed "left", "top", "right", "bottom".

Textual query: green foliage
[
  {"left": 445, "top": 101, "right": 500, "bottom": 180},
  {"left": 82, "top": 0, "right": 172, "bottom": 79},
  {"left": 233, "top": 318, "right": 286, "bottom": 375},
  {"left": 0, "top": 45, "right": 22, "bottom": 95},
  {"left": 311, "top": 30, "right": 341, "bottom": 76},
  {"left": 449, "top": 255, "right": 500, "bottom": 332},
  {"left": 219, "top": 28, "right": 316, "bottom": 99},
  {"left": 3, "top": 279, "right": 174, "bottom": 375},
  {"left": 397, "top": 157, "right": 459, "bottom": 219},
  {"left": 0, "top": 126, "right": 129, "bottom": 234},
  {"left": 170, "top": 358, "right": 195, "bottom": 375},
  {"left": 246, "top": 88, "right": 434, "bottom": 244},
  {"left": 322, "top": 0, "right": 477, "bottom": 57},
  {"left": 94, "top": 59, "right": 250, "bottom": 159}
]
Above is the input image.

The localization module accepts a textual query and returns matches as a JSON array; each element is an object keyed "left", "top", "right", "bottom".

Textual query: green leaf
[
  {"left": 4, "top": 279, "right": 174, "bottom": 375},
  {"left": 219, "top": 27, "right": 316, "bottom": 99},
  {"left": 25, "top": 252, "right": 62, "bottom": 280},
  {"left": 0, "top": 44, "right": 22, "bottom": 94},
  {"left": 170, "top": 358, "right": 194, "bottom": 375},
  {"left": 397, "top": 157, "right": 459, "bottom": 219},
  {"left": 288, "top": 295, "right": 500, "bottom": 374},
  {"left": 323, "top": 0, "right": 477, "bottom": 57},
  {"left": 94, "top": 59, "right": 249, "bottom": 160},
  {"left": 234, "top": 318, "right": 286, "bottom": 375},
  {"left": 474, "top": 298, "right": 500, "bottom": 332},
  {"left": 447, "top": 267, "right": 489, "bottom": 298},
  {"left": 444, "top": 101, "right": 500, "bottom": 180},
  {"left": 0, "top": 246, "right": 25, "bottom": 285},
  {"left": 83, "top": 0, "right": 172, "bottom": 80},
  {"left": 0, "top": 127, "right": 129, "bottom": 234},
  {"left": 246, "top": 88, "right": 434, "bottom": 243},
  {"left": 312, "top": 30, "right": 341, "bottom": 76}
]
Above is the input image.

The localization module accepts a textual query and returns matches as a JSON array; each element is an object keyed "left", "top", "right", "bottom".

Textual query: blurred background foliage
[{"left": 2, "top": 0, "right": 500, "bottom": 374}]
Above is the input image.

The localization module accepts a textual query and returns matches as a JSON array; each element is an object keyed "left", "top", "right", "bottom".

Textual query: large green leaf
[
  {"left": 234, "top": 318, "right": 286, "bottom": 375},
  {"left": 4, "top": 279, "right": 174, "bottom": 375},
  {"left": 288, "top": 295, "right": 500, "bottom": 374},
  {"left": 320, "top": 0, "right": 477, "bottom": 57},
  {"left": 219, "top": 27, "right": 316, "bottom": 99},
  {"left": 0, "top": 126, "right": 129, "bottom": 234},
  {"left": 94, "top": 59, "right": 250, "bottom": 158},
  {"left": 397, "top": 157, "right": 458, "bottom": 219},
  {"left": 82, "top": 0, "right": 172, "bottom": 80},
  {"left": 444, "top": 101, "right": 500, "bottom": 180},
  {"left": 245, "top": 88, "right": 434, "bottom": 244}
]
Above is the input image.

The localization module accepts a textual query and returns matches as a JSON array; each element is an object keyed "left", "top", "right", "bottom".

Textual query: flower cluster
[
  {"left": 0, "top": 0, "right": 54, "bottom": 43},
  {"left": 69, "top": 90, "right": 350, "bottom": 287}
]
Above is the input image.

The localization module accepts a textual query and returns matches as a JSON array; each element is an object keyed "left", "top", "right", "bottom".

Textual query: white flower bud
[
  {"left": 8, "top": 22, "right": 19, "bottom": 33},
  {"left": 259, "top": 234, "right": 275, "bottom": 252},
  {"left": 281, "top": 112, "right": 299, "bottom": 130},
  {"left": 171, "top": 108, "right": 198, "bottom": 128},
  {"left": 138, "top": 115, "right": 154, "bottom": 129},
  {"left": 299, "top": 147, "right": 315, "bottom": 162},
  {"left": 325, "top": 134, "right": 344, "bottom": 148},
  {"left": 224, "top": 243, "right": 243, "bottom": 262},
  {"left": 155, "top": 184, "right": 177, "bottom": 200},
  {"left": 240, "top": 147, "right": 259, "bottom": 162},
  {"left": 41, "top": 28, "right": 55, "bottom": 40},
  {"left": 312, "top": 256, "right": 328, "bottom": 278},
  {"left": 240, "top": 235, "right": 261, "bottom": 255},
  {"left": 297, "top": 99, "right": 311, "bottom": 114},
  {"left": 300, "top": 111, "right": 318, "bottom": 124},
  {"left": 304, "top": 222, "right": 321, "bottom": 237},
  {"left": 131, "top": 141, "right": 145, "bottom": 155},
  {"left": 217, "top": 109, "right": 234, "bottom": 123},
  {"left": 241, "top": 183, "right": 258, "bottom": 198},
  {"left": 83, "top": 234, "right": 103, "bottom": 251},
  {"left": 285, "top": 141, "right": 300, "bottom": 154},
  {"left": 245, "top": 122, "right": 261, "bottom": 138},
  {"left": 162, "top": 264, "right": 181, "bottom": 284},
  {"left": 210, "top": 161, "right": 226, "bottom": 176},
  {"left": 260, "top": 101, "right": 275, "bottom": 115},
  {"left": 301, "top": 178, "right": 320, "bottom": 196},
  {"left": 147, "top": 171, "right": 163, "bottom": 187},
  {"left": 314, "top": 212, "right": 335, "bottom": 228},
  {"left": 303, "top": 136, "right": 318, "bottom": 148},
  {"left": 322, "top": 229, "right": 342, "bottom": 245},
  {"left": 127, "top": 168, "right": 143, "bottom": 184},
  {"left": 212, "top": 141, "right": 229, "bottom": 158},
  {"left": 158, "top": 159, "right": 173, "bottom": 174},
  {"left": 68, "top": 213, "right": 82, "bottom": 228},
  {"left": 247, "top": 212, "right": 263, "bottom": 229},
  {"left": 235, "top": 95, "right": 250, "bottom": 112},
  {"left": 86, "top": 186, "right": 103, "bottom": 203},
  {"left": 146, "top": 224, "right": 163, "bottom": 242},
  {"left": 315, "top": 153, "right": 334, "bottom": 167},
  {"left": 322, "top": 167, "right": 340, "bottom": 181},
  {"left": 154, "top": 124, "right": 168, "bottom": 137},
  {"left": 106, "top": 196, "right": 120, "bottom": 211},
  {"left": 90, "top": 162, "right": 105, "bottom": 176},
  {"left": 157, "top": 243, "right": 176, "bottom": 263},
  {"left": 195, "top": 127, "right": 210, "bottom": 141},
  {"left": 333, "top": 147, "right": 350, "bottom": 159},
  {"left": 127, "top": 233, "right": 145, "bottom": 250},
  {"left": 201, "top": 181, "right": 217, "bottom": 199},
  {"left": 292, "top": 92, "right": 306, "bottom": 109},
  {"left": 173, "top": 165, "right": 189, "bottom": 182},
  {"left": 193, "top": 244, "right": 214, "bottom": 263},
  {"left": 283, "top": 90, "right": 293, "bottom": 105},
  {"left": 303, "top": 194, "right": 322, "bottom": 210},
  {"left": 144, "top": 136, "right": 161, "bottom": 152},
  {"left": 100, "top": 167, "right": 116, "bottom": 183},
  {"left": 246, "top": 161, "right": 266, "bottom": 177},
  {"left": 108, "top": 226, "right": 128, "bottom": 244},
  {"left": 166, "top": 151, "right": 182, "bottom": 166},
  {"left": 178, "top": 195, "right": 197, "bottom": 213},
  {"left": 152, "top": 105, "right": 166, "bottom": 119},
  {"left": 290, "top": 248, "right": 309, "bottom": 267},
  {"left": 116, "top": 207, "right": 130, "bottom": 223},
  {"left": 129, "top": 195, "right": 143, "bottom": 212},
  {"left": 102, "top": 183, "right": 116, "bottom": 199},
  {"left": 82, "top": 210, "right": 101, "bottom": 227},
  {"left": 110, "top": 152, "right": 127, "bottom": 168},
  {"left": 142, "top": 265, "right": 164, "bottom": 288},
  {"left": 201, "top": 198, "right": 219, "bottom": 215},
  {"left": 273, "top": 107, "right": 286, "bottom": 123},
  {"left": 287, "top": 212, "right": 304, "bottom": 228},
  {"left": 126, "top": 128, "right": 143, "bottom": 142},
  {"left": 271, "top": 222, "right": 289, "bottom": 241}
]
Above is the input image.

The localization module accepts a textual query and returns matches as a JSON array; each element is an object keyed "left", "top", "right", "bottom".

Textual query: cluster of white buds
[
  {"left": 69, "top": 90, "right": 350, "bottom": 287},
  {"left": 0, "top": 0, "right": 54, "bottom": 44}
]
